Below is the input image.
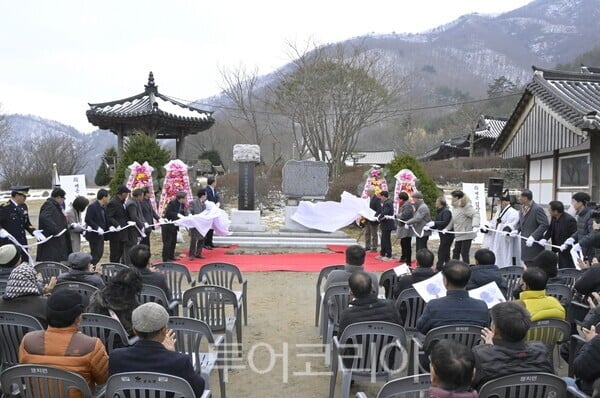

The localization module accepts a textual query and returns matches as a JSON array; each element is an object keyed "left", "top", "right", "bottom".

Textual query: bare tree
[{"left": 273, "top": 41, "right": 404, "bottom": 177}]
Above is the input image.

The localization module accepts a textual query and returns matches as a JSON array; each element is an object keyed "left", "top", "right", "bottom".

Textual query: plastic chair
[
  {"left": 98, "top": 262, "right": 128, "bottom": 283},
  {"left": 199, "top": 262, "right": 248, "bottom": 326},
  {"left": 557, "top": 268, "right": 583, "bottom": 291},
  {"left": 34, "top": 261, "right": 69, "bottom": 284},
  {"left": 355, "top": 373, "right": 431, "bottom": 398},
  {"left": 546, "top": 283, "right": 573, "bottom": 308},
  {"left": 499, "top": 265, "right": 524, "bottom": 299},
  {"left": 379, "top": 269, "right": 398, "bottom": 300},
  {"left": 315, "top": 264, "right": 345, "bottom": 327},
  {"left": 79, "top": 313, "right": 138, "bottom": 354},
  {"left": 53, "top": 281, "right": 99, "bottom": 307},
  {"left": 0, "top": 364, "right": 99, "bottom": 398},
  {"left": 154, "top": 261, "right": 197, "bottom": 303},
  {"left": 105, "top": 371, "right": 211, "bottom": 398},
  {"left": 477, "top": 372, "right": 566, "bottom": 397},
  {"left": 329, "top": 321, "right": 408, "bottom": 398},
  {"left": 0, "top": 312, "right": 44, "bottom": 369},
  {"left": 526, "top": 318, "right": 571, "bottom": 363},
  {"left": 183, "top": 285, "right": 242, "bottom": 367},
  {"left": 168, "top": 316, "right": 226, "bottom": 398},
  {"left": 394, "top": 288, "right": 426, "bottom": 334},
  {"left": 139, "top": 283, "right": 179, "bottom": 315},
  {"left": 320, "top": 283, "right": 352, "bottom": 366}
]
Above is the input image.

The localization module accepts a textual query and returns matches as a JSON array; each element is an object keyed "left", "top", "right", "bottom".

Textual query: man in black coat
[
  {"left": 106, "top": 185, "right": 131, "bottom": 264},
  {"left": 161, "top": 191, "right": 187, "bottom": 262},
  {"left": 140, "top": 188, "right": 159, "bottom": 249},
  {"left": 84, "top": 189, "right": 109, "bottom": 266},
  {"left": 394, "top": 248, "right": 436, "bottom": 300},
  {"left": 377, "top": 191, "right": 396, "bottom": 261},
  {"left": 364, "top": 188, "right": 381, "bottom": 252},
  {"left": 544, "top": 200, "right": 577, "bottom": 268},
  {"left": 36, "top": 188, "right": 72, "bottom": 262},
  {"left": 204, "top": 177, "right": 220, "bottom": 249},
  {"left": 517, "top": 189, "right": 549, "bottom": 266},
  {"left": 564, "top": 192, "right": 594, "bottom": 259},
  {"left": 428, "top": 197, "right": 454, "bottom": 270}
]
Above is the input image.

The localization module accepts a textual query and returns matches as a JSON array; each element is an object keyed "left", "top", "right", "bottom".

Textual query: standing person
[
  {"left": 517, "top": 189, "right": 549, "bottom": 266},
  {"left": 377, "top": 191, "right": 395, "bottom": 261},
  {"left": 188, "top": 189, "right": 207, "bottom": 260},
  {"left": 66, "top": 196, "right": 89, "bottom": 252},
  {"left": 564, "top": 192, "right": 594, "bottom": 260},
  {"left": 140, "top": 188, "right": 159, "bottom": 249},
  {"left": 447, "top": 190, "right": 480, "bottom": 264},
  {"left": 395, "top": 192, "right": 414, "bottom": 265},
  {"left": 427, "top": 197, "right": 453, "bottom": 270},
  {"left": 106, "top": 185, "right": 131, "bottom": 264},
  {"left": 161, "top": 191, "right": 187, "bottom": 262},
  {"left": 85, "top": 189, "right": 109, "bottom": 267},
  {"left": 0, "top": 186, "right": 45, "bottom": 262},
  {"left": 364, "top": 188, "right": 381, "bottom": 252},
  {"left": 544, "top": 200, "right": 577, "bottom": 268},
  {"left": 126, "top": 189, "right": 146, "bottom": 240},
  {"left": 489, "top": 193, "right": 521, "bottom": 268},
  {"left": 404, "top": 192, "right": 431, "bottom": 251},
  {"left": 36, "top": 188, "right": 72, "bottom": 263},
  {"left": 204, "top": 177, "right": 220, "bottom": 249}
]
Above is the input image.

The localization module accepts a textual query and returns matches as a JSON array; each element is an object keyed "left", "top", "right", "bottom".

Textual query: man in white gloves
[
  {"left": 517, "top": 189, "right": 549, "bottom": 266},
  {"left": 85, "top": 189, "right": 110, "bottom": 266}
]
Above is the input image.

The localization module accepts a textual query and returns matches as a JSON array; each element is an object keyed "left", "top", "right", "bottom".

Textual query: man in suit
[
  {"left": 188, "top": 189, "right": 207, "bottom": 260},
  {"left": 564, "top": 192, "right": 595, "bottom": 260},
  {"left": 140, "top": 188, "right": 159, "bottom": 249},
  {"left": 84, "top": 189, "right": 110, "bottom": 266},
  {"left": 0, "top": 186, "right": 44, "bottom": 262},
  {"left": 543, "top": 200, "right": 577, "bottom": 268},
  {"left": 108, "top": 302, "right": 205, "bottom": 397},
  {"left": 129, "top": 244, "right": 171, "bottom": 301},
  {"left": 106, "top": 185, "right": 131, "bottom": 264},
  {"left": 364, "top": 188, "right": 381, "bottom": 252},
  {"left": 36, "top": 188, "right": 72, "bottom": 262},
  {"left": 517, "top": 189, "right": 549, "bottom": 266},
  {"left": 125, "top": 189, "right": 146, "bottom": 244},
  {"left": 378, "top": 191, "right": 396, "bottom": 261},
  {"left": 161, "top": 191, "right": 187, "bottom": 262},
  {"left": 204, "top": 177, "right": 220, "bottom": 249}
]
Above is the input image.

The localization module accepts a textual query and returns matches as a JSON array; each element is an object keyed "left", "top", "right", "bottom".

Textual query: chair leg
[
  {"left": 341, "top": 369, "right": 353, "bottom": 398},
  {"left": 328, "top": 353, "right": 338, "bottom": 398},
  {"left": 236, "top": 318, "right": 243, "bottom": 357},
  {"left": 225, "top": 331, "right": 233, "bottom": 368},
  {"left": 325, "top": 321, "right": 333, "bottom": 367},
  {"left": 218, "top": 366, "right": 226, "bottom": 398},
  {"left": 316, "top": 294, "right": 321, "bottom": 327},
  {"left": 243, "top": 295, "right": 248, "bottom": 326}
]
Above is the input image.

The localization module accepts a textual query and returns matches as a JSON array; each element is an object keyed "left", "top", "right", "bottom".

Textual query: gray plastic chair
[
  {"left": 105, "top": 371, "right": 211, "bottom": 398},
  {"left": 315, "top": 264, "right": 345, "bottom": 327},
  {"left": 379, "top": 269, "right": 399, "bottom": 300},
  {"left": 546, "top": 283, "right": 573, "bottom": 308},
  {"left": 168, "top": 316, "right": 226, "bottom": 398},
  {"left": 199, "top": 262, "right": 248, "bottom": 326},
  {"left": 499, "top": 265, "right": 524, "bottom": 300},
  {"left": 321, "top": 283, "right": 352, "bottom": 366},
  {"left": 557, "top": 268, "right": 583, "bottom": 291},
  {"left": 183, "top": 285, "right": 242, "bottom": 367},
  {"left": 99, "top": 262, "right": 128, "bottom": 283},
  {"left": 477, "top": 372, "right": 566, "bottom": 397},
  {"left": 79, "top": 313, "right": 138, "bottom": 354},
  {"left": 34, "top": 261, "right": 69, "bottom": 284},
  {"left": 526, "top": 318, "right": 571, "bottom": 362},
  {"left": 53, "top": 281, "right": 99, "bottom": 307},
  {"left": 0, "top": 364, "right": 97, "bottom": 397},
  {"left": 155, "top": 261, "right": 197, "bottom": 303},
  {"left": 356, "top": 374, "right": 431, "bottom": 398},
  {"left": 139, "top": 283, "right": 179, "bottom": 315},
  {"left": 394, "top": 288, "right": 426, "bottom": 334},
  {"left": 0, "top": 311, "right": 44, "bottom": 369},
  {"left": 329, "top": 321, "right": 408, "bottom": 398}
]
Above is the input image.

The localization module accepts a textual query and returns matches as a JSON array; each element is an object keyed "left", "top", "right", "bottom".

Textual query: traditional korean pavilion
[{"left": 86, "top": 72, "right": 215, "bottom": 159}]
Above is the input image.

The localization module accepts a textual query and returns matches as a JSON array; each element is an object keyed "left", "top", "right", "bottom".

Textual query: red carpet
[{"left": 160, "top": 246, "right": 414, "bottom": 272}]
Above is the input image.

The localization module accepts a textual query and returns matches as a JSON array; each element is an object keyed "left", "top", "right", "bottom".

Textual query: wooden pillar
[
  {"left": 552, "top": 150, "right": 559, "bottom": 201},
  {"left": 175, "top": 134, "right": 184, "bottom": 160},
  {"left": 591, "top": 132, "right": 600, "bottom": 202},
  {"left": 117, "top": 128, "right": 124, "bottom": 159}
]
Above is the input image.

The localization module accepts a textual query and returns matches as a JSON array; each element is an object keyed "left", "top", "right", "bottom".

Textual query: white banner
[
  {"left": 462, "top": 182, "right": 486, "bottom": 244},
  {"left": 59, "top": 174, "right": 87, "bottom": 207}
]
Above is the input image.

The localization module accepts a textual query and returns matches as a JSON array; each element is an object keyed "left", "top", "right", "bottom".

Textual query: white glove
[
  {"left": 139, "top": 229, "right": 147, "bottom": 238},
  {"left": 573, "top": 243, "right": 582, "bottom": 252},
  {"left": 33, "top": 230, "right": 45, "bottom": 242},
  {"left": 423, "top": 226, "right": 431, "bottom": 231},
  {"left": 404, "top": 224, "right": 410, "bottom": 230},
  {"left": 565, "top": 237, "right": 575, "bottom": 246},
  {"left": 216, "top": 202, "right": 221, "bottom": 208},
  {"left": 109, "top": 226, "right": 117, "bottom": 232},
  {"left": 509, "top": 230, "right": 518, "bottom": 238},
  {"left": 177, "top": 213, "right": 185, "bottom": 219},
  {"left": 144, "top": 222, "right": 150, "bottom": 228},
  {"left": 0, "top": 228, "right": 9, "bottom": 239},
  {"left": 127, "top": 221, "right": 136, "bottom": 226},
  {"left": 560, "top": 244, "right": 569, "bottom": 252},
  {"left": 425, "top": 221, "right": 435, "bottom": 228},
  {"left": 97, "top": 227, "right": 104, "bottom": 236},
  {"left": 159, "top": 218, "right": 167, "bottom": 224},
  {"left": 526, "top": 236, "right": 535, "bottom": 247},
  {"left": 472, "top": 226, "right": 480, "bottom": 233},
  {"left": 441, "top": 229, "right": 448, "bottom": 235},
  {"left": 538, "top": 238, "right": 547, "bottom": 247},
  {"left": 115, "top": 226, "right": 122, "bottom": 232}
]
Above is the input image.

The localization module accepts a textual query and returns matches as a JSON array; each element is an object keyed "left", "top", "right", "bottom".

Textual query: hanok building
[
  {"left": 86, "top": 72, "right": 215, "bottom": 159},
  {"left": 494, "top": 66, "right": 600, "bottom": 204}
]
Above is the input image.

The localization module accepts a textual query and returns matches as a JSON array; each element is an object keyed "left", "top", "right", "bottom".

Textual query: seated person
[
  {"left": 325, "top": 245, "right": 378, "bottom": 293},
  {"left": 57, "top": 252, "right": 105, "bottom": 289},
  {"left": 0, "top": 244, "right": 21, "bottom": 293},
  {"left": 512, "top": 250, "right": 566, "bottom": 299},
  {"left": 416, "top": 260, "right": 489, "bottom": 335},
  {"left": 109, "top": 302, "right": 205, "bottom": 397},
  {"left": 19, "top": 290, "right": 108, "bottom": 397},
  {"left": 129, "top": 244, "right": 172, "bottom": 301},
  {"left": 338, "top": 271, "right": 400, "bottom": 336},
  {"left": 466, "top": 248, "right": 507, "bottom": 294},
  {"left": 429, "top": 339, "right": 477, "bottom": 398},
  {"left": 393, "top": 248, "right": 436, "bottom": 300},
  {"left": 517, "top": 267, "right": 565, "bottom": 321},
  {"left": 575, "top": 257, "right": 600, "bottom": 298},
  {"left": 471, "top": 301, "right": 553, "bottom": 389}
]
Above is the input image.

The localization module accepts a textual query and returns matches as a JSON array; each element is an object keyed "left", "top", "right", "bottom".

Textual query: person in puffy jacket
[
  {"left": 447, "top": 190, "right": 480, "bottom": 264},
  {"left": 517, "top": 267, "right": 565, "bottom": 321},
  {"left": 466, "top": 249, "right": 507, "bottom": 295}
]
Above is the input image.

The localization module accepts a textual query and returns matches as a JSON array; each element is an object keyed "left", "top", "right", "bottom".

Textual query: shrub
[{"left": 94, "top": 147, "right": 116, "bottom": 186}]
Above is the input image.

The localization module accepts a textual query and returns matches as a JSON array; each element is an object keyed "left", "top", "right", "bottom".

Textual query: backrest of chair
[
  {"left": 168, "top": 317, "right": 215, "bottom": 369},
  {"left": 423, "top": 325, "right": 484, "bottom": 354},
  {"left": 546, "top": 284, "right": 572, "bottom": 307},
  {"left": 316, "top": 265, "right": 345, "bottom": 295},
  {"left": 182, "top": 285, "right": 237, "bottom": 332},
  {"left": 53, "top": 282, "right": 98, "bottom": 307},
  {"left": 0, "top": 312, "right": 44, "bottom": 368},
  {"left": 154, "top": 262, "right": 193, "bottom": 301},
  {"left": 376, "top": 374, "right": 432, "bottom": 398},
  {"left": 79, "top": 313, "right": 129, "bottom": 354},
  {"left": 395, "top": 288, "right": 426, "bottom": 332},
  {"left": 323, "top": 284, "right": 352, "bottom": 327},
  {"left": 0, "top": 364, "right": 93, "bottom": 398},
  {"left": 105, "top": 372, "right": 195, "bottom": 398},
  {"left": 338, "top": 321, "right": 408, "bottom": 376},
  {"left": 557, "top": 268, "right": 582, "bottom": 291},
  {"left": 500, "top": 266, "right": 524, "bottom": 299},
  {"left": 379, "top": 269, "right": 398, "bottom": 300},
  {"left": 139, "top": 284, "right": 171, "bottom": 310},
  {"left": 477, "top": 372, "right": 566, "bottom": 397},
  {"left": 526, "top": 318, "right": 571, "bottom": 354},
  {"left": 99, "top": 262, "right": 128, "bottom": 282},
  {"left": 199, "top": 262, "right": 243, "bottom": 290},
  {"left": 34, "top": 262, "right": 69, "bottom": 284}
]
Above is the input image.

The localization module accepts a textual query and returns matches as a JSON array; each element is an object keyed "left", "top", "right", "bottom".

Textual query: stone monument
[
  {"left": 229, "top": 144, "right": 266, "bottom": 232},
  {"left": 281, "top": 160, "right": 329, "bottom": 231}
]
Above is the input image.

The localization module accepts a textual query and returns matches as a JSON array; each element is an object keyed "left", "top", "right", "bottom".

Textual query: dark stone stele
[{"left": 238, "top": 162, "right": 255, "bottom": 211}]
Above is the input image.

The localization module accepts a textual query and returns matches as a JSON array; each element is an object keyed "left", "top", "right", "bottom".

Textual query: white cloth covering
[{"left": 174, "top": 201, "right": 231, "bottom": 236}]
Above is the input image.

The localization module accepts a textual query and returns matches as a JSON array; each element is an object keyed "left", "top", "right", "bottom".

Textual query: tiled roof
[
  {"left": 474, "top": 116, "right": 507, "bottom": 139},
  {"left": 417, "top": 135, "right": 470, "bottom": 161},
  {"left": 305, "top": 150, "right": 396, "bottom": 166}
]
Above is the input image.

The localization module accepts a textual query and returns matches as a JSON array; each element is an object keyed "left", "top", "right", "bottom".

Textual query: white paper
[
  {"left": 468, "top": 282, "right": 506, "bottom": 309},
  {"left": 413, "top": 272, "right": 446, "bottom": 302},
  {"left": 571, "top": 247, "right": 583, "bottom": 270},
  {"left": 393, "top": 264, "right": 410, "bottom": 277}
]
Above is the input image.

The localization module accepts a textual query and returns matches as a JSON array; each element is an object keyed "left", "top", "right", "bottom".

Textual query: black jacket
[
  {"left": 379, "top": 199, "right": 396, "bottom": 231},
  {"left": 466, "top": 264, "right": 507, "bottom": 295},
  {"left": 106, "top": 196, "right": 132, "bottom": 242},
  {"left": 368, "top": 196, "right": 382, "bottom": 224},
  {"left": 338, "top": 293, "right": 401, "bottom": 336},
  {"left": 575, "top": 264, "right": 600, "bottom": 297},
  {"left": 573, "top": 207, "right": 595, "bottom": 259},
  {"left": 36, "top": 198, "right": 72, "bottom": 262},
  {"left": 433, "top": 206, "right": 452, "bottom": 230},
  {"left": 84, "top": 200, "right": 108, "bottom": 243},
  {"left": 139, "top": 268, "right": 172, "bottom": 301},
  {"left": 0, "top": 295, "right": 48, "bottom": 328},
  {"left": 393, "top": 267, "right": 436, "bottom": 300},
  {"left": 573, "top": 335, "right": 600, "bottom": 394},
  {"left": 545, "top": 213, "right": 578, "bottom": 268},
  {"left": 57, "top": 269, "right": 105, "bottom": 289},
  {"left": 0, "top": 200, "right": 36, "bottom": 247},
  {"left": 579, "top": 230, "right": 600, "bottom": 260}
]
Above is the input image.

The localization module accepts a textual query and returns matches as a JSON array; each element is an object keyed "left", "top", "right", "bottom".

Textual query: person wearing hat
[
  {"left": 0, "top": 243, "right": 21, "bottom": 292},
  {"left": 106, "top": 185, "right": 133, "bottom": 264},
  {"left": 0, "top": 185, "right": 45, "bottom": 262},
  {"left": 109, "top": 302, "right": 205, "bottom": 397},
  {"left": 485, "top": 192, "right": 521, "bottom": 268},
  {"left": 57, "top": 252, "right": 105, "bottom": 289},
  {"left": 543, "top": 200, "right": 577, "bottom": 269},
  {"left": 36, "top": 187, "right": 72, "bottom": 262},
  {"left": 19, "top": 290, "right": 108, "bottom": 396}
]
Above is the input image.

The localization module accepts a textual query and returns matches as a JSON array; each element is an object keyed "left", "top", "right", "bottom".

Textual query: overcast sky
[{"left": 0, "top": 0, "right": 532, "bottom": 132}]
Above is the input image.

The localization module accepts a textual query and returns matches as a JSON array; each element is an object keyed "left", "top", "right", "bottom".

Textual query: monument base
[
  {"left": 283, "top": 205, "right": 320, "bottom": 232},
  {"left": 229, "top": 209, "right": 267, "bottom": 232}
]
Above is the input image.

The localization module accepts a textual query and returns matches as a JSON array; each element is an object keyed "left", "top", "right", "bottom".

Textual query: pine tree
[
  {"left": 387, "top": 154, "right": 440, "bottom": 215},
  {"left": 94, "top": 147, "right": 117, "bottom": 186},
  {"left": 199, "top": 150, "right": 224, "bottom": 167}
]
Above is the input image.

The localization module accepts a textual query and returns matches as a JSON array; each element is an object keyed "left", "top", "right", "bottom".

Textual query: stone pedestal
[
  {"left": 283, "top": 205, "right": 313, "bottom": 232},
  {"left": 229, "top": 209, "right": 266, "bottom": 232}
]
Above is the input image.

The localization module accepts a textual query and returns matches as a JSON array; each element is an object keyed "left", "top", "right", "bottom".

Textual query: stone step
[{"left": 214, "top": 233, "right": 357, "bottom": 248}]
